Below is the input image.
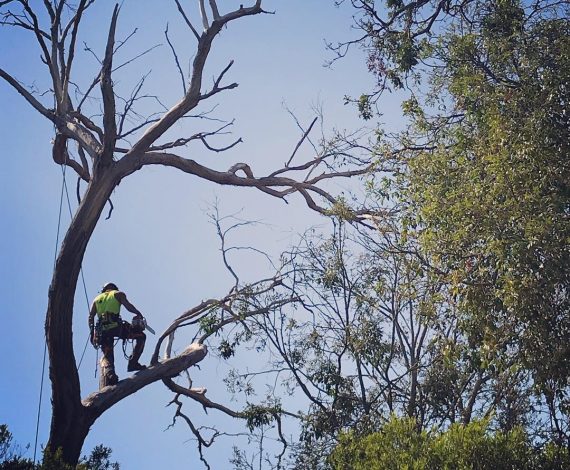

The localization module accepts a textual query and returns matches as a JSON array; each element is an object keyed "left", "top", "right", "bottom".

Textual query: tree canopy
[{"left": 311, "top": 0, "right": 569, "bottom": 464}]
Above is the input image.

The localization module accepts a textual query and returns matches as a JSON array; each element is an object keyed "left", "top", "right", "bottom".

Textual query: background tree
[
  {"left": 222, "top": 0, "right": 569, "bottom": 464},
  {"left": 324, "top": 0, "right": 569, "bottom": 457},
  {"left": 0, "top": 1, "right": 375, "bottom": 466},
  {"left": 329, "top": 416, "right": 570, "bottom": 470},
  {"left": 0, "top": 424, "right": 119, "bottom": 470},
  {"left": 209, "top": 206, "right": 534, "bottom": 467}
]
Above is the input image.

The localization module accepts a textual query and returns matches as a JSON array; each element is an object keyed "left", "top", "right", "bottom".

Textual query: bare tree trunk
[
  {"left": 0, "top": 2, "right": 376, "bottom": 465},
  {"left": 46, "top": 171, "right": 117, "bottom": 464}
]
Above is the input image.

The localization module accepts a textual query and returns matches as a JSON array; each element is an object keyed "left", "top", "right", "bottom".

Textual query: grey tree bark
[{"left": 0, "top": 0, "right": 373, "bottom": 465}]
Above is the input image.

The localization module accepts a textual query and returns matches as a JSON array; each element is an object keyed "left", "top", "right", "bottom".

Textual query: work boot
[{"left": 127, "top": 360, "right": 147, "bottom": 372}]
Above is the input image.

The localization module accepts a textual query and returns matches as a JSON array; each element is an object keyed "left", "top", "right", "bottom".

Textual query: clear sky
[{"left": 0, "top": 1, "right": 403, "bottom": 468}]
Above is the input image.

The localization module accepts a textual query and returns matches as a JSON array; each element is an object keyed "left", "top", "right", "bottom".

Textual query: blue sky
[{"left": 0, "top": 1, "right": 404, "bottom": 468}]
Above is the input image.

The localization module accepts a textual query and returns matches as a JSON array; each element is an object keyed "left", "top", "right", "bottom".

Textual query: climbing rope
[
  {"left": 33, "top": 148, "right": 94, "bottom": 461},
  {"left": 33, "top": 159, "right": 68, "bottom": 463}
]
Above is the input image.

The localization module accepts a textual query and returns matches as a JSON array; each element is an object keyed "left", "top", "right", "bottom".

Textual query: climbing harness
[
  {"left": 122, "top": 316, "right": 155, "bottom": 360},
  {"left": 122, "top": 336, "right": 134, "bottom": 361}
]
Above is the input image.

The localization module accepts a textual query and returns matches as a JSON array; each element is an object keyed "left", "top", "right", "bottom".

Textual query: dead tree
[{"left": 0, "top": 0, "right": 372, "bottom": 465}]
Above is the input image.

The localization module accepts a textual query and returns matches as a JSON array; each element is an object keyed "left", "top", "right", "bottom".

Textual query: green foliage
[
  {"left": 0, "top": 425, "right": 119, "bottom": 470},
  {"left": 329, "top": 416, "right": 569, "bottom": 470},
  {"left": 38, "top": 448, "right": 73, "bottom": 470},
  {"left": 404, "top": 12, "right": 570, "bottom": 385},
  {"left": 77, "top": 445, "right": 119, "bottom": 470},
  {"left": 357, "top": 94, "right": 373, "bottom": 121},
  {"left": 218, "top": 339, "right": 235, "bottom": 359},
  {"left": 325, "top": 198, "right": 357, "bottom": 222},
  {"left": 335, "top": 0, "right": 570, "bottom": 462},
  {"left": 0, "top": 425, "right": 34, "bottom": 470},
  {"left": 198, "top": 313, "right": 218, "bottom": 336},
  {"left": 330, "top": 416, "right": 429, "bottom": 470},
  {"left": 243, "top": 404, "right": 281, "bottom": 432}
]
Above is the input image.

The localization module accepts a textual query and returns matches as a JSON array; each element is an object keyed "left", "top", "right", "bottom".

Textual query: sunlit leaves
[{"left": 329, "top": 416, "right": 569, "bottom": 470}]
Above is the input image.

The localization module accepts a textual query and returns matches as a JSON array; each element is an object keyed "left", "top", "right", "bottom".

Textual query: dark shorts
[{"left": 99, "top": 321, "right": 145, "bottom": 347}]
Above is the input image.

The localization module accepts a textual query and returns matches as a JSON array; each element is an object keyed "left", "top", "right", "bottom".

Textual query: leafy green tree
[
  {"left": 341, "top": 0, "right": 570, "bottom": 446},
  {"left": 198, "top": 1, "right": 568, "bottom": 465},
  {"left": 404, "top": 9, "right": 569, "bottom": 381},
  {"left": 329, "top": 416, "right": 569, "bottom": 470},
  {"left": 0, "top": 424, "right": 34, "bottom": 470},
  {"left": 203, "top": 1, "right": 567, "bottom": 464},
  {"left": 407, "top": 8, "right": 569, "bottom": 442},
  {"left": 217, "top": 215, "right": 517, "bottom": 466},
  {"left": 0, "top": 425, "right": 118, "bottom": 470}
]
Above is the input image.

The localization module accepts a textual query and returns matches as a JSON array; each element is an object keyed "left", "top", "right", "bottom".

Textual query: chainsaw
[{"left": 132, "top": 316, "right": 155, "bottom": 335}]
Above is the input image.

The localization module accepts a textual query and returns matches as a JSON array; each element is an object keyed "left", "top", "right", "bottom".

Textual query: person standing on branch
[{"left": 89, "top": 282, "right": 147, "bottom": 387}]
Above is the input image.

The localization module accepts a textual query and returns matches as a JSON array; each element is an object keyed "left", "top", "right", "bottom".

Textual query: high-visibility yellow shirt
[{"left": 94, "top": 290, "right": 121, "bottom": 328}]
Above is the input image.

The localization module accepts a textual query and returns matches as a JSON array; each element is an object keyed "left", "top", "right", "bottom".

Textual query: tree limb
[
  {"left": 199, "top": 0, "right": 209, "bottom": 30},
  {"left": 174, "top": 0, "right": 200, "bottom": 40},
  {"left": 0, "top": 68, "right": 55, "bottom": 120},
  {"left": 209, "top": 0, "right": 220, "bottom": 20},
  {"left": 126, "top": 3, "right": 264, "bottom": 157},
  {"left": 163, "top": 377, "right": 242, "bottom": 417},
  {"left": 82, "top": 343, "right": 208, "bottom": 418},
  {"left": 100, "top": 4, "right": 119, "bottom": 166},
  {"left": 286, "top": 116, "right": 318, "bottom": 167},
  {"left": 62, "top": 0, "right": 88, "bottom": 112}
]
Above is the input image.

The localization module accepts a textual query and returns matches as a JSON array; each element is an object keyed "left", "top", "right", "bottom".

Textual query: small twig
[
  {"left": 200, "top": 136, "right": 242, "bottom": 152},
  {"left": 112, "top": 44, "right": 161, "bottom": 73},
  {"left": 147, "top": 120, "right": 236, "bottom": 151},
  {"left": 165, "top": 23, "right": 187, "bottom": 94},
  {"left": 83, "top": 41, "right": 102, "bottom": 64},
  {"left": 284, "top": 104, "right": 318, "bottom": 154},
  {"left": 213, "top": 60, "right": 234, "bottom": 89},
  {"left": 286, "top": 116, "right": 318, "bottom": 167},
  {"left": 76, "top": 75, "right": 100, "bottom": 112},
  {"left": 118, "top": 118, "right": 161, "bottom": 141},
  {"left": 174, "top": 0, "right": 200, "bottom": 40},
  {"left": 117, "top": 73, "right": 149, "bottom": 137},
  {"left": 114, "top": 27, "right": 138, "bottom": 54}
]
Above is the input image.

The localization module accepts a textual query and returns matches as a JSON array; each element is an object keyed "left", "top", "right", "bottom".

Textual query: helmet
[{"left": 101, "top": 282, "right": 119, "bottom": 292}]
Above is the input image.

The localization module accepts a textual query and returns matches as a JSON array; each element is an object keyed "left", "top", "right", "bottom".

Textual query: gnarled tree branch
[{"left": 83, "top": 343, "right": 207, "bottom": 423}]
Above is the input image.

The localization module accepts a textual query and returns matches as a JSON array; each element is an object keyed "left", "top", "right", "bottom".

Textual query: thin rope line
[
  {"left": 34, "top": 162, "right": 68, "bottom": 463},
  {"left": 33, "top": 343, "right": 48, "bottom": 463}
]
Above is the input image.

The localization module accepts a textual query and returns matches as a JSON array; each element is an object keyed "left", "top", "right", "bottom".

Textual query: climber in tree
[{"left": 89, "top": 282, "right": 147, "bottom": 386}]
